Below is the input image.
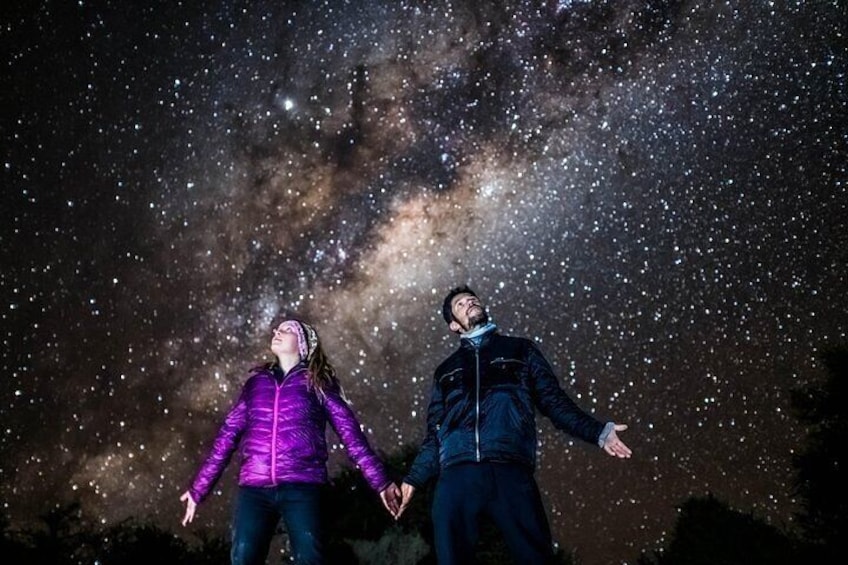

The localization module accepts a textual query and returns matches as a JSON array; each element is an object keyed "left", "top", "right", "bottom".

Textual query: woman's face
[{"left": 270, "top": 321, "right": 300, "bottom": 357}]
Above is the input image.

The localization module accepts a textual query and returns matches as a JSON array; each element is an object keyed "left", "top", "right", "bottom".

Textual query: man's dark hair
[{"left": 442, "top": 285, "right": 478, "bottom": 324}]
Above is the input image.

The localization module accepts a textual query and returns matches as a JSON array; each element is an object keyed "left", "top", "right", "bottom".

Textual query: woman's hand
[
  {"left": 180, "top": 491, "right": 197, "bottom": 526},
  {"left": 379, "top": 483, "right": 402, "bottom": 519}
]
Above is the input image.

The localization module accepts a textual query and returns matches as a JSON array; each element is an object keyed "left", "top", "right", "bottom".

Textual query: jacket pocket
[
  {"left": 437, "top": 367, "right": 464, "bottom": 393},
  {"left": 487, "top": 357, "right": 525, "bottom": 386}
]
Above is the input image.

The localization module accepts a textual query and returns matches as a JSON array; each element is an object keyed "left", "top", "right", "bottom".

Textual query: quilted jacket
[
  {"left": 189, "top": 363, "right": 390, "bottom": 503},
  {"left": 404, "top": 331, "right": 606, "bottom": 488}
]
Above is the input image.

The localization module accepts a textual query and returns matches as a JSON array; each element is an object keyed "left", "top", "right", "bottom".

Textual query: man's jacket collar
[{"left": 459, "top": 323, "right": 498, "bottom": 349}]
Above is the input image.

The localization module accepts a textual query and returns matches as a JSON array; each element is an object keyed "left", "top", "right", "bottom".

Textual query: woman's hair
[{"left": 304, "top": 339, "right": 340, "bottom": 398}]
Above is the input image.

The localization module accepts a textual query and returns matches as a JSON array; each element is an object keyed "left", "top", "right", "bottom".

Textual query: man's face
[{"left": 449, "top": 293, "right": 488, "bottom": 332}]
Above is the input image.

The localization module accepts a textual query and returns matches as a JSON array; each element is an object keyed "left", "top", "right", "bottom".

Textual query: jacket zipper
[
  {"left": 271, "top": 382, "right": 281, "bottom": 483},
  {"left": 474, "top": 346, "right": 481, "bottom": 462},
  {"left": 271, "top": 366, "right": 301, "bottom": 483}
]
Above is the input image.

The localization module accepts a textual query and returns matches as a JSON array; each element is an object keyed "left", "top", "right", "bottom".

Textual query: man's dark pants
[{"left": 432, "top": 461, "right": 555, "bottom": 564}]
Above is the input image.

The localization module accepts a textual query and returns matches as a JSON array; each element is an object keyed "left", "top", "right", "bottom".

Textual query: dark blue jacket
[{"left": 404, "top": 331, "right": 605, "bottom": 488}]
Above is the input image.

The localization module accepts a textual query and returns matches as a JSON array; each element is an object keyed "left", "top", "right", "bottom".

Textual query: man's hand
[
  {"left": 602, "top": 423, "right": 633, "bottom": 459},
  {"left": 180, "top": 491, "right": 197, "bottom": 526},
  {"left": 379, "top": 483, "right": 402, "bottom": 518},
  {"left": 396, "top": 482, "right": 416, "bottom": 519}
]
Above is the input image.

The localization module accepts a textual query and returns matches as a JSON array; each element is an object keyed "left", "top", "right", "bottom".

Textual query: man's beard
[{"left": 467, "top": 307, "right": 489, "bottom": 329}]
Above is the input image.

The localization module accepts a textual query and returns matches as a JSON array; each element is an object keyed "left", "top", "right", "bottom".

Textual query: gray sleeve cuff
[{"left": 598, "top": 422, "right": 615, "bottom": 448}]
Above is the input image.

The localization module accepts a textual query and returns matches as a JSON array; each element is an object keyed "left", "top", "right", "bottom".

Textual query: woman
[{"left": 180, "top": 318, "right": 400, "bottom": 564}]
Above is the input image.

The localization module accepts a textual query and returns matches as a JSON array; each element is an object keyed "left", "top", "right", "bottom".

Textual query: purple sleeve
[
  {"left": 188, "top": 391, "right": 248, "bottom": 503},
  {"left": 324, "top": 388, "right": 392, "bottom": 493}
]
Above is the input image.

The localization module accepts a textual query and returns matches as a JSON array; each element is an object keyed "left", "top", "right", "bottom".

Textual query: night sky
[{"left": 2, "top": 1, "right": 846, "bottom": 563}]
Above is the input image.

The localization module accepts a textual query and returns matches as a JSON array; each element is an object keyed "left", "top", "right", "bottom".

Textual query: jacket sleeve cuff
[
  {"left": 188, "top": 487, "right": 204, "bottom": 504},
  {"left": 373, "top": 478, "right": 393, "bottom": 493},
  {"left": 597, "top": 422, "right": 614, "bottom": 448},
  {"left": 403, "top": 475, "right": 423, "bottom": 489}
]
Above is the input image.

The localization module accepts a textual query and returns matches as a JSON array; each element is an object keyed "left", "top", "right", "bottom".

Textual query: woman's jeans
[{"left": 231, "top": 483, "right": 325, "bottom": 565}]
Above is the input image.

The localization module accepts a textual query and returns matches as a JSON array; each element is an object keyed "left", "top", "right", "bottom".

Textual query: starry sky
[{"left": 2, "top": 1, "right": 846, "bottom": 563}]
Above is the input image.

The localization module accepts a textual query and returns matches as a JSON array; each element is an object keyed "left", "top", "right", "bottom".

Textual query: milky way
[{"left": 2, "top": 1, "right": 846, "bottom": 563}]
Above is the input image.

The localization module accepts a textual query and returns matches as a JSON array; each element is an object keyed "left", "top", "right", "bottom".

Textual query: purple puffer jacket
[{"left": 189, "top": 363, "right": 391, "bottom": 503}]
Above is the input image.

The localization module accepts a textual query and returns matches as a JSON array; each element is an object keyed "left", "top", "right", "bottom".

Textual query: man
[{"left": 398, "top": 285, "right": 632, "bottom": 564}]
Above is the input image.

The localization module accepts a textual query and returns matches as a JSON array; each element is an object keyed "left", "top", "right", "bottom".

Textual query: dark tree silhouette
[
  {"left": 0, "top": 502, "right": 229, "bottom": 565},
  {"left": 0, "top": 513, "right": 34, "bottom": 562},
  {"left": 95, "top": 519, "right": 229, "bottom": 565},
  {"left": 98, "top": 519, "right": 193, "bottom": 564},
  {"left": 790, "top": 347, "right": 848, "bottom": 562},
  {"left": 637, "top": 494, "right": 799, "bottom": 565},
  {"left": 24, "top": 502, "right": 100, "bottom": 564}
]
